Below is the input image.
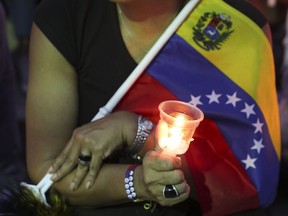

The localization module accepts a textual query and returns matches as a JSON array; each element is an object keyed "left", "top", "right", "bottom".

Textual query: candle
[{"left": 155, "top": 100, "right": 204, "bottom": 156}]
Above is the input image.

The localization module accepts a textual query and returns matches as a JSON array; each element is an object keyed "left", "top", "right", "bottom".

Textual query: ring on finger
[
  {"left": 163, "top": 185, "right": 179, "bottom": 198},
  {"left": 78, "top": 153, "right": 92, "bottom": 166}
]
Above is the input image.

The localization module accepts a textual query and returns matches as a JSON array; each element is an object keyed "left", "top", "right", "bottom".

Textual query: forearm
[
  {"left": 43, "top": 163, "right": 132, "bottom": 207},
  {"left": 31, "top": 150, "right": 195, "bottom": 209}
]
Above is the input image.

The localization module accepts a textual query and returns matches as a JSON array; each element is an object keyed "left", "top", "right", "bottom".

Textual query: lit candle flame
[{"left": 158, "top": 113, "right": 189, "bottom": 154}]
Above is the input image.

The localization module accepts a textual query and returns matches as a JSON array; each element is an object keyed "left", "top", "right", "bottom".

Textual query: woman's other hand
[
  {"left": 48, "top": 111, "right": 138, "bottom": 190},
  {"left": 138, "top": 151, "right": 190, "bottom": 206}
]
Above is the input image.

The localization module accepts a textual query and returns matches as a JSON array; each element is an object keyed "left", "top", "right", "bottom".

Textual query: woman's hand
[
  {"left": 138, "top": 151, "right": 190, "bottom": 206},
  {"left": 48, "top": 111, "right": 138, "bottom": 190}
]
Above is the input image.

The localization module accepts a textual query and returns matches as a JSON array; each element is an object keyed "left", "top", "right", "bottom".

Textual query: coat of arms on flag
[{"left": 193, "top": 11, "right": 234, "bottom": 51}]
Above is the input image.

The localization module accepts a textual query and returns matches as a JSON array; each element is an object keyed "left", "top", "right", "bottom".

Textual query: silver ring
[
  {"left": 163, "top": 185, "right": 179, "bottom": 198},
  {"left": 78, "top": 154, "right": 92, "bottom": 166}
]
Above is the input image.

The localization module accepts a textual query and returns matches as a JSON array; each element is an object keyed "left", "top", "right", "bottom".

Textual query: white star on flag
[
  {"left": 206, "top": 90, "right": 222, "bottom": 104},
  {"left": 241, "top": 103, "right": 256, "bottom": 118},
  {"left": 252, "top": 118, "right": 264, "bottom": 134},
  {"left": 226, "top": 92, "right": 241, "bottom": 107},
  {"left": 188, "top": 95, "right": 203, "bottom": 107},
  {"left": 242, "top": 154, "right": 257, "bottom": 169},
  {"left": 251, "top": 138, "right": 265, "bottom": 154}
]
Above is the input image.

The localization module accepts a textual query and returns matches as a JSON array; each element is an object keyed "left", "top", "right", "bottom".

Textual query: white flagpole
[{"left": 92, "top": 0, "right": 200, "bottom": 121}]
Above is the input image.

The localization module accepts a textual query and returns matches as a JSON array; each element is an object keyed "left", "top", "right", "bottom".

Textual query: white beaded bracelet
[{"left": 124, "top": 164, "right": 143, "bottom": 202}]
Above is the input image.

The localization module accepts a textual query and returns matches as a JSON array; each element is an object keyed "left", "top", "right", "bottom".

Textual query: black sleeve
[{"left": 34, "top": 0, "right": 78, "bottom": 66}]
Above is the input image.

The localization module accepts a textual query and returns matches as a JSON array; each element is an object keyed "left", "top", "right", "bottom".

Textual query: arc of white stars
[
  {"left": 226, "top": 92, "right": 241, "bottom": 107},
  {"left": 252, "top": 118, "right": 263, "bottom": 134},
  {"left": 206, "top": 90, "right": 222, "bottom": 104},
  {"left": 251, "top": 138, "right": 265, "bottom": 154},
  {"left": 188, "top": 95, "right": 203, "bottom": 107},
  {"left": 241, "top": 103, "right": 256, "bottom": 119},
  {"left": 192, "top": 89, "right": 266, "bottom": 171},
  {"left": 242, "top": 154, "right": 257, "bottom": 169}
]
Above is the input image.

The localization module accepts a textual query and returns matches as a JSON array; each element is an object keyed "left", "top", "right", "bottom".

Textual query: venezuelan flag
[{"left": 115, "top": 0, "right": 280, "bottom": 215}]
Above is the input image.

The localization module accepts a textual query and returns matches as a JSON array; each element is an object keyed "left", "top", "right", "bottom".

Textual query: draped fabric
[{"left": 115, "top": 0, "right": 281, "bottom": 215}]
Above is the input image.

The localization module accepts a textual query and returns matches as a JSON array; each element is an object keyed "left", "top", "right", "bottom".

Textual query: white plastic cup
[{"left": 155, "top": 100, "right": 204, "bottom": 156}]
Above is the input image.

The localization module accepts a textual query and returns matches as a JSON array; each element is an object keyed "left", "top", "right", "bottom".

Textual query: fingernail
[
  {"left": 70, "top": 182, "right": 77, "bottom": 191},
  {"left": 176, "top": 157, "right": 182, "bottom": 166},
  {"left": 86, "top": 181, "right": 92, "bottom": 189},
  {"left": 51, "top": 173, "right": 58, "bottom": 181},
  {"left": 48, "top": 166, "right": 53, "bottom": 173}
]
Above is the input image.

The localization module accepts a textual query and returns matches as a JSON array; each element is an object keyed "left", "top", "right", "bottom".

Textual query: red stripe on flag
[{"left": 187, "top": 119, "right": 259, "bottom": 215}]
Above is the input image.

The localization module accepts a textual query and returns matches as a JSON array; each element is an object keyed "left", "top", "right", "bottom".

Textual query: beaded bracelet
[{"left": 124, "top": 164, "right": 143, "bottom": 202}]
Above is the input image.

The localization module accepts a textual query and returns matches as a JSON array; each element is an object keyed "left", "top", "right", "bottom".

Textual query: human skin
[{"left": 26, "top": 0, "right": 192, "bottom": 207}]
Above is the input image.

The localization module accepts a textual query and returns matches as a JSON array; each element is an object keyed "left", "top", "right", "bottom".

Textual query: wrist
[
  {"left": 124, "top": 115, "right": 154, "bottom": 158},
  {"left": 133, "top": 165, "right": 150, "bottom": 201},
  {"left": 124, "top": 164, "right": 144, "bottom": 202}
]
